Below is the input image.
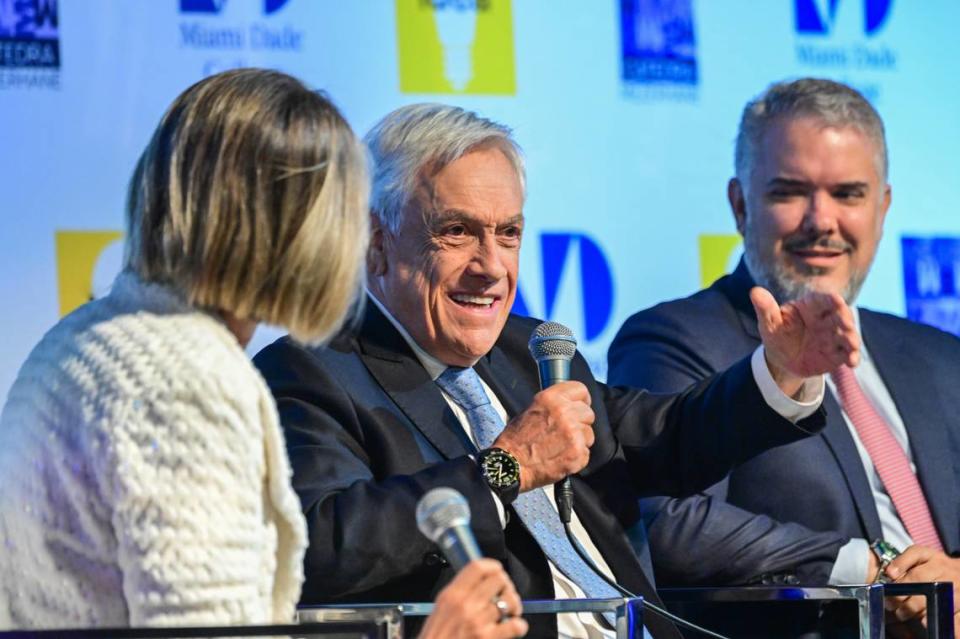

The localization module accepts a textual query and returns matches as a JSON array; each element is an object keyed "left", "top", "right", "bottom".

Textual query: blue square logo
[
  {"left": 620, "top": 0, "right": 697, "bottom": 87},
  {"left": 902, "top": 237, "right": 960, "bottom": 337},
  {"left": 0, "top": 0, "right": 60, "bottom": 68}
]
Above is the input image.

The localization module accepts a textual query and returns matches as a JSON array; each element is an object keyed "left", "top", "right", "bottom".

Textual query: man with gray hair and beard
[{"left": 609, "top": 77, "right": 960, "bottom": 635}]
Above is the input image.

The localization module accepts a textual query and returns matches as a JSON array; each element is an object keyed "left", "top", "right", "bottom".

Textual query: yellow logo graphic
[
  {"left": 396, "top": 0, "right": 515, "bottom": 95},
  {"left": 56, "top": 230, "right": 124, "bottom": 317},
  {"left": 698, "top": 234, "right": 742, "bottom": 288}
]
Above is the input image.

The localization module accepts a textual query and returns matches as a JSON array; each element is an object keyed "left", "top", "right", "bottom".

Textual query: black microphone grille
[
  {"left": 415, "top": 487, "right": 471, "bottom": 543},
  {"left": 528, "top": 321, "right": 577, "bottom": 361}
]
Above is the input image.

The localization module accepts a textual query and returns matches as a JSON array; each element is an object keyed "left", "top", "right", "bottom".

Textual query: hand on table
[{"left": 882, "top": 545, "right": 960, "bottom": 638}]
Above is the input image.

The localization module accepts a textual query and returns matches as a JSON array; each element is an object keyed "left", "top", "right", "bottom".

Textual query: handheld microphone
[
  {"left": 415, "top": 487, "right": 482, "bottom": 571},
  {"left": 527, "top": 321, "right": 578, "bottom": 523},
  {"left": 525, "top": 324, "right": 734, "bottom": 639}
]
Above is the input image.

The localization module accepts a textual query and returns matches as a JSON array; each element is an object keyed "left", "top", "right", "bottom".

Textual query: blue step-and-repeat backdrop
[{"left": 3, "top": 0, "right": 960, "bottom": 400}]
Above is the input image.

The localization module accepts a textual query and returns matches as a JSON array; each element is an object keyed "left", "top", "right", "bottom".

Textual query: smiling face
[
  {"left": 731, "top": 115, "right": 891, "bottom": 303},
  {"left": 369, "top": 144, "right": 524, "bottom": 366}
]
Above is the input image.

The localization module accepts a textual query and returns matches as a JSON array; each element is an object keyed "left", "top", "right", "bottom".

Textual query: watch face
[
  {"left": 482, "top": 449, "right": 519, "bottom": 488},
  {"left": 872, "top": 540, "right": 901, "bottom": 562}
]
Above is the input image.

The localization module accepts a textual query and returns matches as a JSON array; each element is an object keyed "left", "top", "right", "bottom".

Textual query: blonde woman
[{"left": 0, "top": 68, "right": 525, "bottom": 639}]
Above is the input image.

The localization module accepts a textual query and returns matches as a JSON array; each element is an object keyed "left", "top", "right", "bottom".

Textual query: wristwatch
[
  {"left": 870, "top": 539, "right": 901, "bottom": 583},
  {"left": 477, "top": 447, "right": 521, "bottom": 506}
]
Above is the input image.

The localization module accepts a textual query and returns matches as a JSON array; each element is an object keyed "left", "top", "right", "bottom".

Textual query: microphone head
[
  {"left": 528, "top": 321, "right": 577, "bottom": 362},
  {"left": 416, "top": 487, "right": 471, "bottom": 543}
]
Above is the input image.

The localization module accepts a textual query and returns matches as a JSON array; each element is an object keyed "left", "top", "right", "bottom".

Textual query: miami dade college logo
[
  {"left": 177, "top": 0, "right": 303, "bottom": 76},
  {"left": 795, "top": 0, "right": 893, "bottom": 36},
  {"left": 180, "top": 0, "right": 291, "bottom": 15},
  {"left": 513, "top": 232, "right": 614, "bottom": 376},
  {"left": 793, "top": 0, "right": 897, "bottom": 94}
]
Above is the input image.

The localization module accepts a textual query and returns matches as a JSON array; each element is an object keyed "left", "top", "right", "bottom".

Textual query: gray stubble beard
[{"left": 742, "top": 218, "right": 869, "bottom": 306}]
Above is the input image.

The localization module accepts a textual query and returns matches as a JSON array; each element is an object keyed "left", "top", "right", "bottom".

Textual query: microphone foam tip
[
  {"left": 416, "top": 487, "right": 471, "bottom": 543},
  {"left": 529, "top": 321, "right": 577, "bottom": 360}
]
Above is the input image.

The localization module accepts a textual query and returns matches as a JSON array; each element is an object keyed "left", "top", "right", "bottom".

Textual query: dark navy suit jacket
[
  {"left": 607, "top": 259, "right": 960, "bottom": 586},
  {"left": 253, "top": 301, "right": 826, "bottom": 638}
]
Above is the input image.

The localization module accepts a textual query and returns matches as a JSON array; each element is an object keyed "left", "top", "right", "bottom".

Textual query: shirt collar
[{"left": 367, "top": 292, "right": 450, "bottom": 381}]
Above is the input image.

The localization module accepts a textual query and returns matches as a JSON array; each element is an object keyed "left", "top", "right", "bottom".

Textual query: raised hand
[{"left": 750, "top": 286, "right": 860, "bottom": 397}]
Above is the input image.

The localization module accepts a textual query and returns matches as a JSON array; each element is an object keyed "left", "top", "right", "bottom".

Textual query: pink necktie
[{"left": 831, "top": 365, "right": 943, "bottom": 550}]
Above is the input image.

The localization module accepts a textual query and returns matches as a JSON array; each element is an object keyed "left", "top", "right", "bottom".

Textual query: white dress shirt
[
  {"left": 828, "top": 308, "right": 918, "bottom": 585},
  {"left": 370, "top": 294, "right": 823, "bottom": 637}
]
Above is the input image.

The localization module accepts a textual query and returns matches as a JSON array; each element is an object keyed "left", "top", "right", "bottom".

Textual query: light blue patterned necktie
[{"left": 435, "top": 366, "right": 623, "bottom": 606}]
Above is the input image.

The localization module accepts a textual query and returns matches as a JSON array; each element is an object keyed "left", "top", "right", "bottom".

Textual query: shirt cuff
[
  {"left": 488, "top": 488, "right": 507, "bottom": 528},
  {"left": 750, "top": 346, "right": 824, "bottom": 423},
  {"left": 828, "top": 538, "right": 871, "bottom": 584}
]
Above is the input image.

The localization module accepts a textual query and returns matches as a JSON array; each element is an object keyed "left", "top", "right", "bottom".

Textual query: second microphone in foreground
[{"left": 417, "top": 487, "right": 527, "bottom": 635}]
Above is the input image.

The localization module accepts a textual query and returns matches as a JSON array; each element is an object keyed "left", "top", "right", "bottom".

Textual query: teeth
[{"left": 452, "top": 294, "right": 494, "bottom": 306}]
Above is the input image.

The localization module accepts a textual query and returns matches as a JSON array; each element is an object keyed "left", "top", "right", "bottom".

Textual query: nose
[
  {"left": 801, "top": 190, "right": 840, "bottom": 236},
  {"left": 468, "top": 234, "right": 508, "bottom": 283}
]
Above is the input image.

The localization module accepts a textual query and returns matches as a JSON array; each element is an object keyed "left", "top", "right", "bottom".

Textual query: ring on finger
[{"left": 494, "top": 598, "right": 510, "bottom": 621}]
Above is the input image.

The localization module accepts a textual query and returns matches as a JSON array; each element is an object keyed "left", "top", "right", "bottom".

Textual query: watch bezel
[
  {"left": 870, "top": 539, "right": 901, "bottom": 583},
  {"left": 478, "top": 447, "right": 520, "bottom": 505},
  {"left": 481, "top": 448, "right": 520, "bottom": 487}
]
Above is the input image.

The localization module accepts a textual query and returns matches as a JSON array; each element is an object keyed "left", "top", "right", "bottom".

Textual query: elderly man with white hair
[{"left": 255, "top": 102, "right": 860, "bottom": 638}]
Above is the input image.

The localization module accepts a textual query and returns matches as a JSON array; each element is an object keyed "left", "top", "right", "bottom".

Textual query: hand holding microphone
[
  {"left": 416, "top": 488, "right": 527, "bottom": 638},
  {"left": 419, "top": 337, "right": 730, "bottom": 639},
  {"left": 492, "top": 383, "right": 594, "bottom": 490},
  {"left": 491, "top": 322, "right": 595, "bottom": 496}
]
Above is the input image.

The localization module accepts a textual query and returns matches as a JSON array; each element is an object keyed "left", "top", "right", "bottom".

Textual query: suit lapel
[
  {"left": 723, "top": 259, "right": 883, "bottom": 538},
  {"left": 475, "top": 345, "right": 529, "bottom": 420},
  {"left": 862, "top": 311, "right": 960, "bottom": 550},
  {"left": 356, "top": 304, "right": 476, "bottom": 459},
  {"left": 719, "top": 260, "right": 762, "bottom": 341},
  {"left": 818, "top": 392, "right": 884, "bottom": 539}
]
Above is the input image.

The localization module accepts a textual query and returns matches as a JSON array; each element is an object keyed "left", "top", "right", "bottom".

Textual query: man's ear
[
  {"left": 728, "top": 178, "right": 748, "bottom": 236},
  {"left": 880, "top": 183, "right": 892, "bottom": 225},
  {"left": 366, "top": 213, "right": 388, "bottom": 277}
]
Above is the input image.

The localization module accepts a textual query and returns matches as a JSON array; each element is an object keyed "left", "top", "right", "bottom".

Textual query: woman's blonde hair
[{"left": 125, "top": 68, "right": 369, "bottom": 344}]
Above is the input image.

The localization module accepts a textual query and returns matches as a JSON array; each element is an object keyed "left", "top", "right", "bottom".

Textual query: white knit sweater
[{"left": 0, "top": 272, "right": 307, "bottom": 629}]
